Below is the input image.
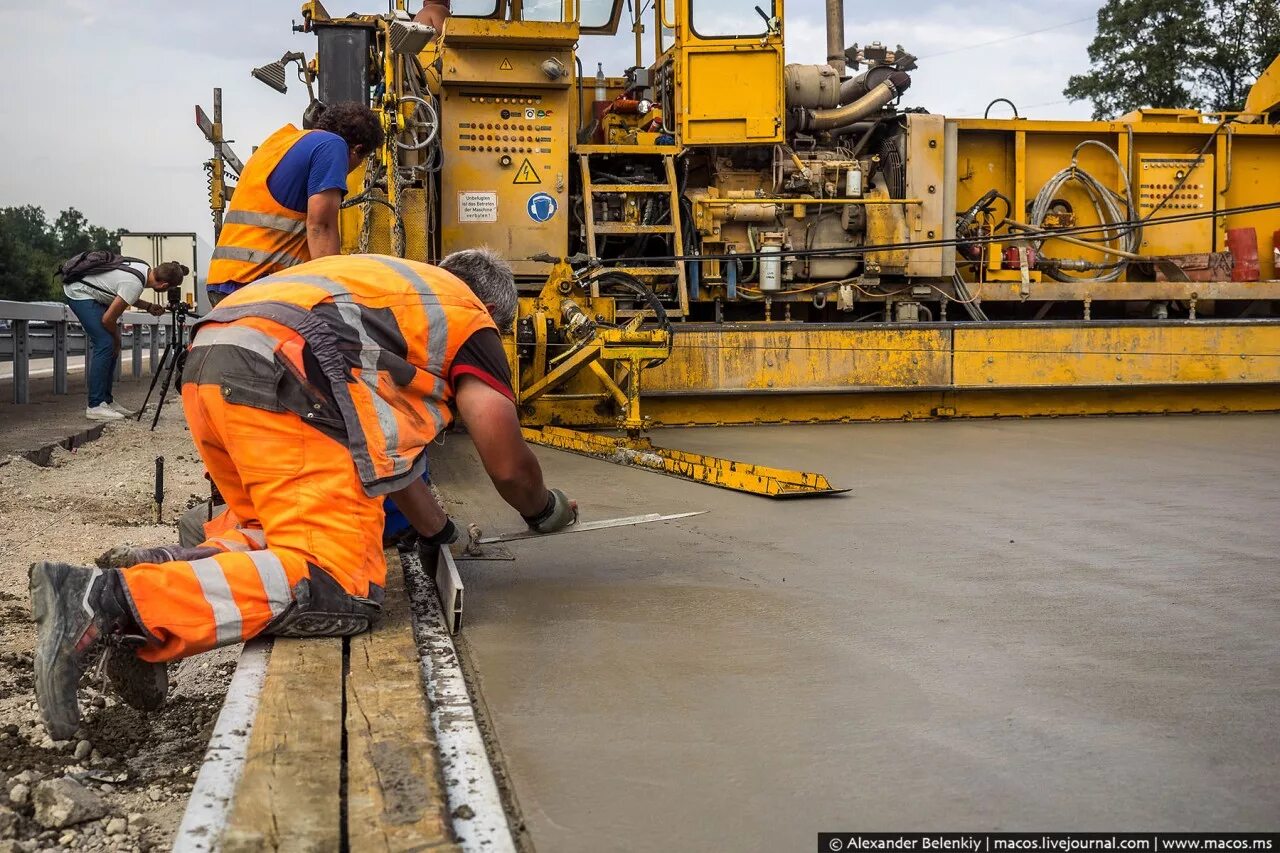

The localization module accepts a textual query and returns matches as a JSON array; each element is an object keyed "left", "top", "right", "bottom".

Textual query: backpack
[{"left": 55, "top": 251, "right": 148, "bottom": 300}]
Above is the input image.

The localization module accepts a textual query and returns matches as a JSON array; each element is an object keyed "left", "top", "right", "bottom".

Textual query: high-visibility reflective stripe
[
  {"left": 247, "top": 551, "right": 292, "bottom": 618},
  {"left": 265, "top": 273, "right": 407, "bottom": 468},
  {"left": 240, "top": 528, "right": 267, "bottom": 548},
  {"left": 368, "top": 256, "right": 449, "bottom": 435},
  {"left": 211, "top": 246, "right": 306, "bottom": 269},
  {"left": 209, "top": 536, "right": 249, "bottom": 553},
  {"left": 189, "top": 558, "right": 243, "bottom": 646},
  {"left": 223, "top": 210, "right": 307, "bottom": 235},
  {"left": 191, "top": 324, "right": 280, "bottom": 362}
]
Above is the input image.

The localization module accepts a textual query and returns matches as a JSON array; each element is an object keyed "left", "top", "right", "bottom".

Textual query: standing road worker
[
  {"left": 29, "top": 250, "right": 577, "bottom": 737},
  {"left": 205, "top": 101, "right": 384, "bottom": 306},
  {"left": 59, "top": 256, "right": 187, "bottom": 420}
]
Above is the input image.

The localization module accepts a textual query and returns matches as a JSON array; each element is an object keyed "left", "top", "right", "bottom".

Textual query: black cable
[
  {"left": 1134, "top": 120, "right": 1228, "bottom": 230},
  {"left": 586, "top": 198, "right": 1280, "bottom": 266}
]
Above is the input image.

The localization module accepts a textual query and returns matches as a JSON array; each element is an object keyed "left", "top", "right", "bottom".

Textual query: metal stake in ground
[{"left": 154, "top": 456, "right": 165, "bottom": 525}]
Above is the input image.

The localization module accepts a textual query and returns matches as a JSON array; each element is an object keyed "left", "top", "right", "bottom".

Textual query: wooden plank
[
  {"left": 221, "top": 637, "right": 344, "bottom": 853},
  {"left": 345, "top": 550, "right": 459, "bottom": 852}
]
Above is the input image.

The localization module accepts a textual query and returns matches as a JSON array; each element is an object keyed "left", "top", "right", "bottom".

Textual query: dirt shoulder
[{"left": 0, "top": 408, "right": 233, "bottom": 852}]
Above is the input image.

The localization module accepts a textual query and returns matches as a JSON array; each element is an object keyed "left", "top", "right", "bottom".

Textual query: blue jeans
[{"left": 67, "top": 299, "right": 117, "bottom": 407}]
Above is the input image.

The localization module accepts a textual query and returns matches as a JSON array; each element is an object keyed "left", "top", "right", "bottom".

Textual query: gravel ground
[{"left": 0, "top": 409, "right": 235, "bottom": 852}]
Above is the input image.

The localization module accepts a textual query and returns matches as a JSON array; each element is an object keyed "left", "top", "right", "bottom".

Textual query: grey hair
[{"left": 439, "top": 248, "right": 518, "bottom": 331}]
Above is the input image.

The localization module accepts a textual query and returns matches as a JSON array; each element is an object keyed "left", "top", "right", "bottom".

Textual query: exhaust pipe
[
  {"left": 825, "top": 0, "right": 846, "bottom": 76},
  {"left": 796, "top": 70, "right": 912, "bottom": 132}
]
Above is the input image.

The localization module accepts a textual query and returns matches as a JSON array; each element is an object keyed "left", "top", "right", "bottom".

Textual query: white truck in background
[{"left": 119, "top": 232, "right": 204, "bottom": 313}]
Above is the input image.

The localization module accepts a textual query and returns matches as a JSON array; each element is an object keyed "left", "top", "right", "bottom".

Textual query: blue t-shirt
[
  {"left": 210, "top": 131, "right": 350, "bottom": 294},
  {"left": 265, "top": 130, "right": 350, "bottom": 214}
]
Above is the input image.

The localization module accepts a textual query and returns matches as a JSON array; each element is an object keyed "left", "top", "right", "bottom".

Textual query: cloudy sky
[{"left": 0, "top": 0, "right": 1101, "bottom": 264}]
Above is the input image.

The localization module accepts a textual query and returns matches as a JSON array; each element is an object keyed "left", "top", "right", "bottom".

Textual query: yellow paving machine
[{"left": 200, "top": 0, "right": 1280, "bottom": 496}]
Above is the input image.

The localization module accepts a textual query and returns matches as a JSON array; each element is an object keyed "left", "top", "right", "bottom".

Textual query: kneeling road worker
[{"left": 29, "top": 250, "right": 577, "bottom": 739}]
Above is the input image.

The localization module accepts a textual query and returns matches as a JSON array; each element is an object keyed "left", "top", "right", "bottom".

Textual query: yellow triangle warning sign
[
  {"left": 498, "top": 57, "right": 514, "bottom": 71},
  {"left": 512, "top": 158, "right": 541, "bottom": 184}
]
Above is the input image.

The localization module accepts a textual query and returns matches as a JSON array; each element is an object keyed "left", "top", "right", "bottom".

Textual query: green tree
[
  {"left": 0, "top": 206, "right": 122, "bottom": 302},
  {"left": 1065, "top": 0, "right": 1280, "bottom": 119},
  {"left": 1063, "top": 0, "right": 1209, "bottom": 120},
  {"left": 1198, "top": 0, "right": 1280, "bottom": 112}
]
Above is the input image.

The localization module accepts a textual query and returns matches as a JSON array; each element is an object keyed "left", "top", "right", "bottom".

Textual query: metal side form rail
[
  {"left": 403, "top": 546, "right": 516, "bottom": 852},
  {"left": 172, "top": 640, "right": 272, "bottom": 853},
  {"left": 172, "top": 549, "right": 514, "bottom": 852},
  {"left": 1, "top": 300, "right": 173, "bottom": 404},
  {"left": 523, "top": 424, "right": 849, "bottom": 497}
]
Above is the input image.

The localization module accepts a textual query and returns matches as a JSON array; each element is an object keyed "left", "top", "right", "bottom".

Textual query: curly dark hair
[{"left": 315, "top": 101, "right": 384, "bottom": 155}]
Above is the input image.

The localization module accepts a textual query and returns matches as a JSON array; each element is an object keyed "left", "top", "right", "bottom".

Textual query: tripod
[{"left": 137, "top": 296, "right": 197, "bottom": 431}]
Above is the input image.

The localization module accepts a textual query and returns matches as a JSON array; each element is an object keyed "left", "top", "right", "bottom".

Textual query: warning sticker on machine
[
  {"left": 458, "top": 191, "right": 498, "bottom": 223},
  {"left": 512, "top": 159, "right": 541, "bottom": 184}
]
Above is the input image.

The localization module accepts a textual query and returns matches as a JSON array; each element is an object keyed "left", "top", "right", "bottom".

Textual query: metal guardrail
[{"left": 0, "top": 299, "right": 180, "bottom": 405}]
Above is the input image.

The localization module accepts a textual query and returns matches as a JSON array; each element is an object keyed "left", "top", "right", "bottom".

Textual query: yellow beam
[
  {"left": 522, "top": 425, "right": 848, "bottom": 498},
  {"left": 519, "top": 340, "right": 603, "bottom": 404}
]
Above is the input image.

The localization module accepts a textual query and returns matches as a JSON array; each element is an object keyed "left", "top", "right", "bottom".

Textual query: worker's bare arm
[
  {"left": 305, "top": 188, "right": 343, "bottom": 258},
  {"left": 454, "top": 375, "right": 551, "bottom": 517},
  {"left": 102, "top": 296, "right": 129, "bottom": 327},
  {"left": 102, "top": 296, "right": 129, "bottom": 351},
  {"left": 388, "top": 476, "right": 450, "bottom": 538}
]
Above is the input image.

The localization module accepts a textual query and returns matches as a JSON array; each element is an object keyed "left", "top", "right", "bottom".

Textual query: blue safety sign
[{"left": 526, "top": 192, "right": 558, "bottom": 223}]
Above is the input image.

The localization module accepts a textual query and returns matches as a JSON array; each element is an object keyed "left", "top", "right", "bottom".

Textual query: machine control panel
[
  {"left": 1137, "top": 153, "right": 1215, "bottom": 254},
  {"left": 441, "top": 85, "right": 570, "bottom": 278}
]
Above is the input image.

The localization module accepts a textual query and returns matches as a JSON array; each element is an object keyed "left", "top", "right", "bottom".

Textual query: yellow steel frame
[{"left": 518, "top": 320, "right": 1280, "bottom": 427}]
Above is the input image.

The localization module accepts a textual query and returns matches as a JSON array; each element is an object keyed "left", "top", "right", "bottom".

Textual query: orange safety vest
[
  {"left": 188, "top": 254, "right": 498, "bottom": 495},
  {"left": 207, "top": 125, "right": 318, "bottom": 288}
]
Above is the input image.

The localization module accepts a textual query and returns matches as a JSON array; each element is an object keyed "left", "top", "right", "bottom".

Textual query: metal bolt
[
  {"left": 929, "top": 139, "right": 937, "bottom": 148},
  {"left": 928, "top": 185, "right": 936, "bottom": 194}
]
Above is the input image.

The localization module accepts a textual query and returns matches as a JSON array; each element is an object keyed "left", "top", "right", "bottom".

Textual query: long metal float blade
[
  {"left": 476, "top": 511, "right": 707, "bottom": 545},
  {"left": 522, "top": 426, "right": 850, "bottom": 498}
]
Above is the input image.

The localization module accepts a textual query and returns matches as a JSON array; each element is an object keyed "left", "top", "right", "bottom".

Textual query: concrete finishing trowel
[{"left": 462, "top": 511, "right": 706, "bottom": 558}]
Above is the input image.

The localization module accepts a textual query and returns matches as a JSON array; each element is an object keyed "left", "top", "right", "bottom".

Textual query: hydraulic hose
[
  {"left": 799, "top": 71, "right": 910, "bottom": 132},
  {"left": 1027, "top": 140, "right": 1137, "bottom": 282}
]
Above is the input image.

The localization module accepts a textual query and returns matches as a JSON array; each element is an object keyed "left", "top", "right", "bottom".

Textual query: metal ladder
[{"left": 577, "top": 145, "right": 688, "bottom": 318}]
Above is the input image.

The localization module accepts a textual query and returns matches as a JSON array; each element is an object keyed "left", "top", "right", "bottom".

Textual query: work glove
[
  {"left": 390, "top": 517, "right": 462, "bottom": 551},
  {"left": 522, "top": 488, "right": 577, "bottom": 534},
  {"left": 421, "top": 517, "right": 462, "bottom": 546}
]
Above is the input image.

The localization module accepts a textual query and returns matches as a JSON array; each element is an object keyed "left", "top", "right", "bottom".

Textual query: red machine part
[{"left": 1226, "top": 227, "right": 1260, "bottom": 282}]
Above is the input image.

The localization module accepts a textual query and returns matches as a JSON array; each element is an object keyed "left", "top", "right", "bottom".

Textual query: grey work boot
[
  {"left": 104, "top": 647, "right": 169, "bottom": 712},
  {"left": 89, "top": 550, "right": 176, "bottom": 711},
  {"left": 29, "top": 562, "right": 131, "bottom": 740}
]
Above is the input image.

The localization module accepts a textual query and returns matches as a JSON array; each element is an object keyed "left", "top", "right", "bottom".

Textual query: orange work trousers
[{"left": 119, "top": 381, "right": 387, "bottom": 663}]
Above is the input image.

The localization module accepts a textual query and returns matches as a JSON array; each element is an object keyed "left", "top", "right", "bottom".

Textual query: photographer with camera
[{"left": 58, "top": 252, "right": 189, "bottom": 421}]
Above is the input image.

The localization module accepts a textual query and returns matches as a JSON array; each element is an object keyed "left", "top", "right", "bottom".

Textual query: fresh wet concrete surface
[{"left": 435, "top": 415, "right": 1280, "bottom": 849}]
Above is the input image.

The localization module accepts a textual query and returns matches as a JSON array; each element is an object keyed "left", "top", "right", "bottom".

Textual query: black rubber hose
[
  {"left": 589, "top": 270, "right": 673, "bottom": 368},
  {"left": 592, "top": 271, "right": 670, "bottom": 331}
]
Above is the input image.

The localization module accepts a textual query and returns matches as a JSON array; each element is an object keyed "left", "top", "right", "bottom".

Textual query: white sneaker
[
  {"left": 107, "top": 402, "right": 135, "bottom": 417},
  {"left": 86, "top": 404, "right": 125, "bottom": 422}
]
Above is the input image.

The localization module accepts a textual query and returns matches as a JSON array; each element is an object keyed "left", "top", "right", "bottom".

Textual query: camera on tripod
[{"left": 137, "top": 286, "right": 201, "bottom": 430}]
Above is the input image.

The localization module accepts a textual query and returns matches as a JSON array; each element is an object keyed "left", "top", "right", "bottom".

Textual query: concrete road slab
[{"left": 433, "top": 416, "right": 1280, "bottom": 850}]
